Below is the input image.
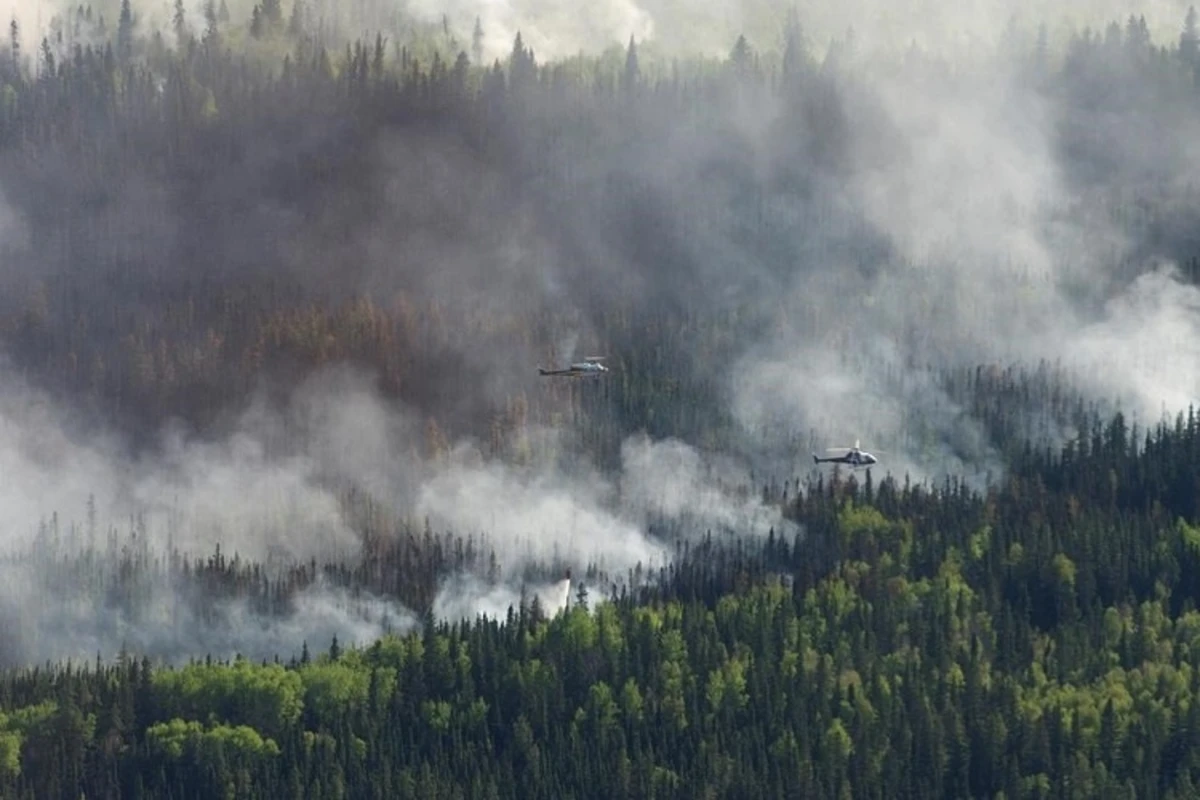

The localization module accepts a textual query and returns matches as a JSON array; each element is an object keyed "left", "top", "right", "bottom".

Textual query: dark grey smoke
[{"left": 0, "top": 0, "right": 1196, "bottom": 664}]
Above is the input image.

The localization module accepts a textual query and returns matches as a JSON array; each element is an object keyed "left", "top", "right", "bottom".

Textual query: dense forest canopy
[{"left": 0, "top": 0, "right": 1198, "bottom": 794}]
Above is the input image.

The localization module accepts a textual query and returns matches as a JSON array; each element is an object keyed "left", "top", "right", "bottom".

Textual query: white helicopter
[
  {"left": 538, "top": 356, "right": 609, "bottom": 378},
  {"left": 813, "top": 439, "right": 881, "bottom": 468}
]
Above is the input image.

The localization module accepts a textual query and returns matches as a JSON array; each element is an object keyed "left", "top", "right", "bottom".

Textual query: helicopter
[
  {"left": 537, "top": 357, "right": 609, "bottom": 377},
  {"left": 813, "top": 440, "right": 881, "bottom": 468}
]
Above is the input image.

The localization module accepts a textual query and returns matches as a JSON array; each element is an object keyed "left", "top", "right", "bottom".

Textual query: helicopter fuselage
[
  {"left": 813, "top": 448, "right": 877, "bottom": 467},
  {"left": 538, "top": 360, "right": 609, "bottom": 377}
]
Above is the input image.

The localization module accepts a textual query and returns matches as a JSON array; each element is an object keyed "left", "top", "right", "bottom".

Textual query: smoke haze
[
  {"left": 0, "top": 0, "right": 1197, "bottom": 664},
  {"left": 0, "top": 360, "right": 793, "bottom": 663},
  {"left": 313, "top": 0, "right": 1198, "bottom": 61}
]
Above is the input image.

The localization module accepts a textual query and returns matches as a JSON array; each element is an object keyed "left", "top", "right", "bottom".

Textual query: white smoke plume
[
  {"left": 416, "top": 444, "right": 667, "bottom": 577},
  {"left": 0, "top": 359, "right": 795, "bottom": 659},
  {"left": 432, "top": 572, "right": 572, "bottom": 623},
  {"left": 724, "top": 28, "right": 1200, "bottom": 486},
  {"left": 0, "top": 563, "right": 418, "bottom": 667},
  {"left": 421, "top": 430, "right": 800, "bottom": 625},
  {"left": 0, "top": 361, "right": 407, "bottom": 665},
  {"left": 619, "top": 433, "right": 794, "bottom": 536},
  {"left": 0, "top": 365, "right": 359, "bottom": 565}
]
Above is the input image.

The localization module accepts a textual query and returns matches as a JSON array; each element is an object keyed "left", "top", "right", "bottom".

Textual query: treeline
[{"left": 0, "top": 403, "right": 1199, "bottom": 795}]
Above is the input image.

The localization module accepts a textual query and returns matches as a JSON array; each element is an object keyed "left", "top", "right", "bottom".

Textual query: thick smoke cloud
[
  {"left": 414, "top": 429, "right": 795, "bottom": 580},
  {"left": 10, "top": 2, "right": 1198, "bottom": 466},
  {"left": 722, "top": 32, "right": 1200, "bottom": 485},
  {"left": 619, "top": 433, "right": 793, "bottom": 536},
  {"left": 1064, "top": 264, "right": 1200, "bottom": 418},
  {"left": 415, "top": 442, "right": 667, "bottom": 576},
  {"left": 0, "top": 564, "right": 418, "bottom": 667},
  {"left": 0, "top": 360, "right": 359, "bottom": 564},
  {"left": 0, "top": 361, "right": 404, "bottom": 666},
  {"left": 2, "top": 0, "right": 1200, "bottom": 665},
  {"left": 0, "top": 360, "right": 792, "bottom": 663}
]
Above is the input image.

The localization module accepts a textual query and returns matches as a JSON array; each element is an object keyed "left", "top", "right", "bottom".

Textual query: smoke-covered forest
[{"left": 1, "top": 0, "right": 1200, "bottom": 794}]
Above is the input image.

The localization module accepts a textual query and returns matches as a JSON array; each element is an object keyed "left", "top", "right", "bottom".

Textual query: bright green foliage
[
  {"left": 146, "top": 718, "right": 204, "bottom": 758},
  {"left": 298, "top": 659, "right": 394, "bottom": 720},
  {"left": 147, "top": 718, "right": 280, "bottom": 760},
  {"left": 0, "top": 732, "right": 18, "bottom": 780},
  {"left": 3, "top": 505, "right": 1200, "bottom": 798},
  {"left": 151, "top": 659, "right": 303, "bottom": 738},
  {"left": 0, "top": 701, "right": 58, "bottom": 735}
]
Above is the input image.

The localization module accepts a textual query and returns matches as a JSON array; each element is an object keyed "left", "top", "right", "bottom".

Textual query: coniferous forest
[{"left": 2, "top": 0, "right": 1200, "bottom": 796}]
